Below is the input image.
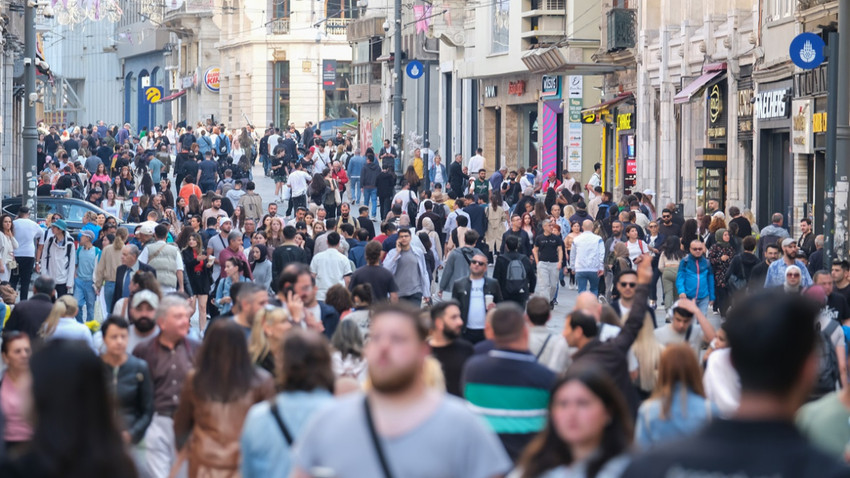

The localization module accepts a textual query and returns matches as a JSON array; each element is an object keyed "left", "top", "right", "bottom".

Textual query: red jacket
[{"left": 333, "top": 168, "right": 349, "bottom": 186}]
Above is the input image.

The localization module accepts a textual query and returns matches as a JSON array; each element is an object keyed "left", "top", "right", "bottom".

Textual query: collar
[{"left": 488, "top": 349, "right": 536, "bottom": 362}]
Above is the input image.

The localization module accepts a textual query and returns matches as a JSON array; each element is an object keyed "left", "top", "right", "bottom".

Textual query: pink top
[
  {"left": 91, "top": 173, "right": 111, "bottom": 185},
  {"left": 1, "top": 377, "right": 33, "bottom": 442}
]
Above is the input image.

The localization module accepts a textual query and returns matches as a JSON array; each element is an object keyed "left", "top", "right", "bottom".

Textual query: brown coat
[{"left": 174, "top": 369, "right": 275, "bottom": 478}]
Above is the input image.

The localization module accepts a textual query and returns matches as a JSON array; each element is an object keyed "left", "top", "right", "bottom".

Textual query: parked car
[{"left": 2, "top": 196, "right": 132, "bottom": 236}]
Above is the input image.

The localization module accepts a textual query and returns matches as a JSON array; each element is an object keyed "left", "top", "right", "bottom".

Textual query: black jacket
[
  {"left": 492, "top": 252, "right": 536, "bottom": 299},
  {"left": 104, "top": 354, "right": 154, "bottom": 444},
  {"left": 4, "top": 293, "right": 54, "bottom": 342},
  {"left": 570, "top": 284, "right": 649, "bottom": 417},
  {"left": 728, "top": 252, "right": 761, "bottom": 292},
  {"left": 448, "top": 161, "right": 465, "bottom": 197},
  {"left": 464, "top": 204, "right": 487, "bottom": 238},
  {"left": 450, "top": 277, "right": 503, "bottom": 328},
  {"left": 112, "top": 263, "right": 157, "bottom": 311},
  {"left": 376, "top": 171, "right": 395, "bottom": 198},
  {"left": 798, "top": 232, "right": 816, "bottom": 258},
  {"left": 272, "top": 244, "right": 311, "bottom": 289},
  {"left": 360, "top": 161, "right": 381, "bottom": 188}
]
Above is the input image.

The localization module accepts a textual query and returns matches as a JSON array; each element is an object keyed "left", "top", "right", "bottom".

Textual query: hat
[
  {"left": 712, "top": 211, "right": 726, "bottom": 220},
  {"left": 309, "top": 146, "right": 316, "bottom": 153},
  {"left": 432, "top": 192, "right": 445, "bottom": 203},
  {"left": 131, "top": 290, "right": 160, "bottom": 309},
  {"left": 80, "top": 230, "right": 95, "bottom": 240},
  {"left": 52, "top": 219, "right": 68, "bottom": 232},
  {"left": 643, "top": 188, "right": 656, "bottom": 197},
  {"left": 576, "top": 201, "right": 587, "bottom": 210},
  {"left": 548, "top": 171, "right": 556, "bottom": 178},
  {"left": 220, "top": 217, "right": 232, "bottom": 226},
  {"left": 781, "top": 238, "right": 795, "bottom": 248},
  {"left": 138, "top": 222, "right": 156, "bottom": 236}
]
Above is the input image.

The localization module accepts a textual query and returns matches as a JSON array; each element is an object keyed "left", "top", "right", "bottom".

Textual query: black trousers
[
  {"left": 379, "top": 195, "right": 392, "bottom": 220},
  {"left": 55, "top": 283, "right": 69, "bottom": 297},
  {"left": 463, "top": 328, "right": 486, "bottom": 344},
  {"left": 10, "top": 256, "right": 35, "bottom": 300}
]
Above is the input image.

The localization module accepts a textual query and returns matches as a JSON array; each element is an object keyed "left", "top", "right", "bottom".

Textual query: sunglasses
[
  {"left": 787, "top": 273, "right": 800, "bottom": 277},
  {"left": 618, "top": 282, "right": 637, "bottom": 288},
  {"left": 470, "top": 260, "right": 487, "bottom": 266}
]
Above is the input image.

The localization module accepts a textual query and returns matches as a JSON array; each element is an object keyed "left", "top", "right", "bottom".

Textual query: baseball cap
[
  {"left": 781, "top": 238, "right": 795, "bottom": 248},
  {"left": 309, "top": 146, "right": 316, "bottom": 153},
  {"left": 643, "top": 189, "right": 656, "bottom": 197},
  {"left": 138, "top": 221, "right": 157, "bottom": 235},
  {"left": 220, "top": 217, "right": 232, "bottom": 226},
  {"left": 131, "top": 290, "right": 160, "bottom": 309},
  {"left": 80, "top": 230, "right": 95, "bottom": 241}
]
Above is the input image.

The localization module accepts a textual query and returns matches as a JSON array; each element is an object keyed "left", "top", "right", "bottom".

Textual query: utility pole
[
  {"left": 22, "top": 1, "right": 39, "bottom": 211},
  {"left": 423, "top": 61, "right": 430, "bottom": 192},
  {"left": 835, "top": 0, "right": 850, "bottom": 259},
  {"left": 824, "top": 31, "right": 839, "bottom": 266},
  {"left": 392, "top": 0, "right": 403, "bottom": 174}
]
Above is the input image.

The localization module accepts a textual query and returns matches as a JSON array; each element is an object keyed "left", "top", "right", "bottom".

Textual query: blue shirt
[
  {"left": 240, "top": 390, "right": 334, "bottom": 478},
  {"left": 635, "top": 384, "right": 717, "bottom": 449},
  {"left": 764, "top": 259, "right": 813, "bottom": 288},
  {"left": 215, "top": 275, "right": 248, "bottom": 315},
  {"left": 76, "top": 246, "right": 100, "bottom": 281},
  {"left": 148, "top": 157, "right": 164, "bottom": 183},
  {"left": 347, "top": 155, "right": 365, "bottom": 177}
]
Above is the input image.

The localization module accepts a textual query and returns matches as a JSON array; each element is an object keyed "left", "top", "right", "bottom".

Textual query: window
[
  {"left": 275, "top": 0, "right": 290, "bottom": 18},
  {"left": 325, "top": 61, "right": 353, "bottom": 119},
  {"left": 274, "top": 61, "right": 291, "bottom": 128},
  {"left": 326, "top": 0, "right": 359, "bottom": 19},
  {"left": 768, "top": 0, "right": 792, "bottom": 20},
  {"left": 491, "top": 0, "right": 510, "bottom": 54}
]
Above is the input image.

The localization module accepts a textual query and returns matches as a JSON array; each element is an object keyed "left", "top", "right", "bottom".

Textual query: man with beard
[
  {"left": 656, "top": 207, "right": 682, "bottom": 238},
  {"left": 292, "top": 302, "right": 511, "bottom": 478},
  {"left": 125, "top": 290, "right": 161, "bottom": 353},
  {"left": 429, "top": 301, "right": 474, "bottom": 397},
  {"left": 764, "top": 238, "right": 812, "bottom": 288}
]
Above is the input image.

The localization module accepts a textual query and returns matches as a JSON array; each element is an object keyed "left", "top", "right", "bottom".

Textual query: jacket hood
[
  {"left": 364, "top": 162, "right": 380, "bottom": 172},
  {"left": 741, "top": 253, "right": 760, "bottom": 266}
]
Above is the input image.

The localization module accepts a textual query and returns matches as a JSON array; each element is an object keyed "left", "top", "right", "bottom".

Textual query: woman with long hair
[
  {"left": 330, "top": 319, "right": 367, "bottom": 381},
  {"left": 0, "top": 340, "right": 138, "bottom": 478},
  {"left": 173, "top": 321, "right": 275, "bottom": 478},
  {"left": 309, "top": 173, "right": 327, "bottom": 207},
  {"left": 680, "top": 218, "right": 699, "bottom": 250},
  {"left": 215, "top": 257, "right": 249, "bottom": 315},
  {"left": 231, "top": 206, "right": 245, "bottom": 232},
  {"left": 485, "top": 190, "right": 509, "bottom": 255},
  {"left": 698, "top": 215, "right": 712, "bottom": 243},
  {"left": 240, "top": 330, "right": 336, "bottom": 478},
  {"left": 182, "top": 233, "right": 213, "bottom": 331},
  {"left": 404, "top": 165, "right": 421, "bottom": 195},
  {"left": 101, "top": 188, "right": 122, "bottom": 219},
  {"left": 160, "top": 178, "right": 175, "bottom": 208},
  {"left": 188, "top": 194, "right": 203, "bottom": 217},
  {"left": 250, "top": 245, "right": 272, "bottom": 292},
  {"left": 635, "top": 344, "right": 714, "bottom": 448},
  {"left": 704, "top": 216, "right": 727, "bottom": 249},
  {"left": 267, "top": 217, "right": 285, "bottom": 249},
  {"left": 565, "top": 221, "right": 582, "bottom": 289},
  {"left": 513, "top": 367, "right": 632, "bottom": 478},
  {"left": 99, "top": 316, "right": 154, "bottom": 449},
  {"left": 1, "top": 331, "right": 33, "bottom": 454},
  {"left": 658, "top": 235, "right": 685, "bottom": 309},
  {"left": 94, "top": 227, "right": 127, "bottom": 314},
  {"left": 624, "top": 225, "right": 649, "bottom": 266},
  {"left": 521, "top": 212, "right": 536, "bottom": 241},
  {"left": 39, "top": 296, "right": 95, "bottom": 352},
  {"left": 533, "top": 201, "right": 549, "bottom": 235},
  {"left": 248, "top": 306, "right": 297, "bottom": 375},
  {"left": 707, "top": 228, "right": 736, "bottom": 316},
  {"left": 742, "top": 209, "right": 759, "bottom": 236},
  {"left": 631, "top": 310, "right": 664, "bottom": 400},
  {"left": 0, "top": 214, "right": 18, "bottom": 282},
  {"left": 91, "top": 162, "right": 111, "bottom": 185}
]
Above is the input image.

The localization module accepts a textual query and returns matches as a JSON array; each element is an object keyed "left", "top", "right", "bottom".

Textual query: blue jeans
[
  {"left": 350, "top": 176, "right": 361, "bottom": 204},
  {"left": 576, "top": 271, "right": 600, "bottom": 295},
  {"left": 103, "top": 280, "right": 115, "bottom": 315},
  {"left": 261, "top": 154, "right": 270, "bottom": 175},
  {"left": 696, "top": 296, "right": 710, "bottom": 317},
  {"left": 364, "top": 187, "right": 377, "bottom": 217},
  {"left": 74, "top": 279, "right": 96, "bottom": 323}
]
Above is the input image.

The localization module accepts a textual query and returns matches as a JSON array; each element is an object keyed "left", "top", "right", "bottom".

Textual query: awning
[
  {"left": 159, "top": 89, "right": 187, "bottom": 103},
  {"left": 673, "top": 71, "right": 725, "bottom": 104},
  {"left": 581, "top": 92, "right": 634, "bottom": 115}
]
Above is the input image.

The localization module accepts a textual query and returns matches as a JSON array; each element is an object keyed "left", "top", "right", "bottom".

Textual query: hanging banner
[{"left": 322, "top": 60, "right": 337, "bottom": 90}]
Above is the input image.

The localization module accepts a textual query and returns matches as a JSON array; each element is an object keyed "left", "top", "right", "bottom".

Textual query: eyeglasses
[
  {"left": 618, "top": 282, "right": 637, "bottom": 288},
  {"left": 470, "top": 260, "right": 487, "bottom": 266},
  {"left": 787, "top": 273, "right": 801, "bottom": 277}
]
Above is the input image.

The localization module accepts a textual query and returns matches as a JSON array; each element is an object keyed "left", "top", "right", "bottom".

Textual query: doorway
[{"left": 758, "top": 130, "right": 791, "bottom": 229}]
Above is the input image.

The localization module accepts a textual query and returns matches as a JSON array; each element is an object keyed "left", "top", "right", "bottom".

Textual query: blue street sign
[
  {"left": 789, "top": 32, "right": 825, "bottom": 70},
  {"left": 406, "top": 60, "right": 424, "bottom": 79}
]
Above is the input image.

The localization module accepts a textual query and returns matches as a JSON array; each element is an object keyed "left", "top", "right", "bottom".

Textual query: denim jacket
[{"left": 635, "top": 384, "right": 717, "bottom": 448}]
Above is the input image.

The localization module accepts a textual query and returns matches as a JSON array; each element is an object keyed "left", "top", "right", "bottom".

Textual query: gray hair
[
  {"left": 155, "top": 295, "right": 192, "bottom": 321},
  {"left": 815, "top": 235, "right": 824, "bottom": 247},
  {"left": 123, "top": 244, "right": 140, "bottom": 258},
  {"left": 228, "top": 231, "right": 243, "bottom": 243}
]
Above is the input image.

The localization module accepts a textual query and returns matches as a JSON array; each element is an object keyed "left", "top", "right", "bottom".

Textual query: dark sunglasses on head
[
  {"left": 619, "top": 282, "right": 637, "bottom": 288},
  {"left": 470, "top": 260, "right": 487, "bottom": 266}
]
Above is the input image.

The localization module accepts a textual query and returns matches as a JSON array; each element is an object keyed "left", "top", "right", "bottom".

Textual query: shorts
[{"left": 274, "top": 173, "right": 287, "bottom": 184}]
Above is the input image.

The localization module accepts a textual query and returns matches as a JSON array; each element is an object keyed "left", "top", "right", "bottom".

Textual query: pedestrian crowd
[{"left": 0, "top": 120, "right": 847, "bottom": 478}]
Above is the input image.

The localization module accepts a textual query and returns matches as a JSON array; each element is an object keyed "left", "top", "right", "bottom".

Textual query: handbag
[{"left": 7, "top": 259, "right": 17, "bottom": 271}]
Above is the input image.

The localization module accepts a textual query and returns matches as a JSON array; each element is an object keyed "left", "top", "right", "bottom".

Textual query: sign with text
[
  {"left": 541, "top": 75, "right": 560, "bottom": 98},
  {"left": 755, "top": 89, "right": 789, "bottom": 120},
  {"left": 792, "top": 99, "right": 813, "bottom": 154},
  {"left": 568, "top": 123, "right": 583, "bottom": 172},
  {"left": 707, "top": 83, "right": 727, "bottom": 142},
  {"left": 568, "top": 76, "right": 582, "bottom": 98},
  {"left": 322, "top": 60, "right": 337, "bottom": 90},
  {"left": 814, "top": 112, "right": 827, "bottom": 134},
  {"left": 568, "top": 98, "right": 583, "bottom": 123},
  {"left": 508, "top": 80, "right": 526, "bottom": 96},
  {"left": 617, "top": 113, "right": 633, "bottom": 130}
]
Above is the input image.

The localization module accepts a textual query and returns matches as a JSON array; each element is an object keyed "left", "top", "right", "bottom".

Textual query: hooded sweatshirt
[
  {"left": 360, "top": 160, "right": 381, "bottom": 188},
  {"left": 439, "top": 246, "right": 483, "bottom": 292}
]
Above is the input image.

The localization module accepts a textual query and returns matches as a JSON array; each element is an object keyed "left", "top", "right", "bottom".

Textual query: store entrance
[
  {"left": 517, "top": 105, "right": 539, "bottom": 170},
  {"left": 758, "top": 130, "right": 792, "bottom": 229}
]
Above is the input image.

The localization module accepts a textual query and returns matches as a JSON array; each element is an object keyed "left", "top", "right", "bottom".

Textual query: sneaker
[
  {"left": 560, "top": 278, "right": 566, "bottom": 287},
  {"left": 597, "top": 295, "right": 608, "bottom": 304}
]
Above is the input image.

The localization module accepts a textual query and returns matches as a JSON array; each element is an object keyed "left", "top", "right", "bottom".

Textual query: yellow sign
[
  {"left": 145, "top": 87, "right": 162, "bottom": 104},
  {"left": 581, "top": 113, "right": 597, "bottom": 124},
  {"left": 709, "top": 84, "right": 723, "bottom": 123},
  {"left": 617, "top": 113, "right": 632, "bottom": 130},
  {"left": 302, "top": 61, "right": 312, "bottom": 73},
  {"left": 814, "top": 112, "right": 827, "bottom": 134}
]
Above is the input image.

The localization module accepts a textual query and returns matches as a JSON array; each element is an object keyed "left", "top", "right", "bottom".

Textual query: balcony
[
  {"left": 268, "top": 17, "right": 290, "bottom": 35},
  {"left": 607, "top": 8, "right": 636, "bottom": 52},
  {"left": 524, "top": 0, "right": 566, "bottom": 15},
  {"left": 326, "top": 18, "right": 354, "bottom": 36}
]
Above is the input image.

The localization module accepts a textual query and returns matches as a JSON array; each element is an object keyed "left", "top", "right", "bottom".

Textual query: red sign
[
  {"left": 508, "top": 80, "right": 526, "bottom": 96},
  {"left": 626, "top": 159, "right": 637, "bottom": 175}
]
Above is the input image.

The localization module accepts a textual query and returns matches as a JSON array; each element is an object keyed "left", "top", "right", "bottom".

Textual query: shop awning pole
[
  {"left": 824, "top": 31, "right": 839, "bottom": 266},
  {"left": 601, "top": 121, "right": 607, "bottom": 192},
  {"left": 615, "top": 120, "right": 621, "bottom": 191}
]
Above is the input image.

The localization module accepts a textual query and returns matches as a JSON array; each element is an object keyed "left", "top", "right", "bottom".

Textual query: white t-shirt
[
  {"left": 288, "top": 170, "right": 312, "bottom": 197},
  {"left": 268, "top": 134, "right": 281, "bottom": 152},
  {"left": 467, "top": 278, "right": 487, "bottom": 329},
  {"left": 626, "top": 240, "right": 647, "bottom": 264},
  {"left": 310, "top": 249, "right": 353, "bottom": 301},
  {"left": 393, "top": 189, "right": 417, "bottom": 212},
  {"left": 654, "top": 322, "right": 706, "bottom": 357},
  {"left": 468, "top": 154, "right": 485, "bottom": 174},
  {"left": 13, "top": 218, "right": 42, "bottom": 257}
]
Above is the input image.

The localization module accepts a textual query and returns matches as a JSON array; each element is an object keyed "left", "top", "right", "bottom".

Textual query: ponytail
[{"left": 40, "top": 295, "right": 79, "bottom": 338}]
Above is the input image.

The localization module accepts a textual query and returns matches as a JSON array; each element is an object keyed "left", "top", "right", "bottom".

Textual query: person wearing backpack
[
  {"left": 803, "top": 285, "right": 846, "bottom": 400},
  {"left": 39, "top": 219, "right": 76, "bottom": 297},
  {"left": 214, "top": 128, "right": 231, "bottom": 160},
  {"left": 493, "top": 235, "right": 536, "bottom": 307},
  {"left": 568, "top": 219, "right": 605, "bottom": 296}
]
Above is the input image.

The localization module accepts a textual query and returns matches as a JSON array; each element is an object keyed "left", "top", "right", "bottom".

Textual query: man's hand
[
  {"left": 636, "top": 253, "right": 653, "bottom": 285},
  {"left": 676, "top": 297, "right": 698, "bottom": 313},
  {"left": 598, "top": 269, "right": 604, "bottom": 277},
  {"left": 679, "top": 293, "right": 687, "bottom": 299}
]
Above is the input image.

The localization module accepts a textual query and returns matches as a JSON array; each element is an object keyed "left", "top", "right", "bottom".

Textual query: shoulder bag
[{"left": 364, "top": 396, "right": 394, "bottom": 478}]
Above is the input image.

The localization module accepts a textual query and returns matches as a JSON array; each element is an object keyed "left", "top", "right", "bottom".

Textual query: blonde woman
[
  {"left": 742, "top": 209, "right": 759, "bottom": 236},
  {"left": 39, "top": 295, "right": 96, "bottom": 352},
  {"left": 0, "top": 214, "right": 19, "bottom": 282},
  {"left": 249, "top": 306, "right": 297, "bottom": 376},
  {"left": 94, "top": 227, "right": 128, "bottom": 315},
  {"left": 631, "top": 309, "right": 663, "bottom": 401}
]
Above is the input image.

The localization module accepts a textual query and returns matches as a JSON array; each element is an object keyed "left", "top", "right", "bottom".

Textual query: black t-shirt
[
  {"left": 534, "top": 233, "right": 562, "bottom": 263},
  {"left": 349, "top": 265, "right": 398, "bottom": 302},
  {"left": 823, "top": 293, "right": 850, "bottom": 323},
  {"left": 623, "top": 419, "right": 850, "bottom": 478},
  {"left": 835, "top": 283, "right": 850, "bottom": 306},
  {"left": 430, "top": 339, "right": 474, "bottom": 397},
  {"left": 730, "top": 216, "right": 753, "bottom": 238},
  {"left": 181, "top": 160, "right": 199, "bottom": 181}
]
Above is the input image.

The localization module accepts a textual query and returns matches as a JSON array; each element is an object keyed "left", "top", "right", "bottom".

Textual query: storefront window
[
  {"left": 491, "top": 0, "right": 509, "bottom": 54},
  {"left": 274, "top": 61, "right": 290, "bottom": 127},
  {"left": 325, "top": 61, "right": 353, "bottom": 119}
]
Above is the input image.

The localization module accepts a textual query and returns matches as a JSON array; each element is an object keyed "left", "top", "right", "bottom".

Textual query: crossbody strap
[
  {"left": 364, "top": 396, "right": 394, "bottom": 478},
  {"left": 536, "top": 334, "right": 553, "bottom": 360},
  {"left": 269, "top": 401, "right": 294, "bottom": 445}
]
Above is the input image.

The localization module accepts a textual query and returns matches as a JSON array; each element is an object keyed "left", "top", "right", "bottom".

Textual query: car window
[
  {"left": 36, "top": 202, "right": 57, "bottom": 220},
  {"left": 66, "top": 203, "right": 90, "bottom": 223},
  {"left": 4, "top": 204, "right": 20, "bottom": 216}
]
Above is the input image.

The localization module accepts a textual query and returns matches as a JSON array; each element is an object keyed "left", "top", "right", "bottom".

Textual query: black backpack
[
  {"left": 504, "top": 256, "right": 528, "bottom": 295},
  {"left": 406, "top": 191, "right": 418, "bottom": 220},
  {"left": 813, "top": 320, "right": 841, "bottom": 399},
  {"left": 218, "top": 134, "right": 228, "bottom": 154}
]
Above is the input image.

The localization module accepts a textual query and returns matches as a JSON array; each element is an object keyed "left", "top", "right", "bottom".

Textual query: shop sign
[
  {"left": 567, "top": 123, "right": 583, "bottom": 172},
  {"left": 508, "top": 80, "right": 526, "bottom": 96},
  {"left": 568, "top": 98, "right": 582, "bottom": 123},
  {"left": 322, "top": 60, "right": 337, "bottom": 90},
  {"left": 541, "top": 75, "right": 560, "bottom": 98},
  {"left": 737, "top": 88, "right": 754, "bottom": 134},
  {"left": 707, "top": 83, "right": 727, "bottom": 141},
  {"left": 181, "top": 76, "right": 194, "bottom": 89},
  {"left": 794, "top": 64, "right": 828, "bottom": 98},
  {"left": 617, "top": 113, "right": 633, "bottom": 130},
  {"left": 626, "top": 158, "right": 637, "bottom": 175},
  {"left": 814, "top": 112, "right": 827, "bottom": 134},
  {"left": 791, "top": 99, "right": 813, "bottom": 154},
  {"left": 203, "top": 67, "right": 220, "bottom": 92},
  {"left": 755, "top": 89, "right": 789, "bottom": 120},
  {"left": 568, "top": 76, "right": 582, "bottom": 98},
  {"left": 484, "top": 85, "right": 498, "bottom": 98}
]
